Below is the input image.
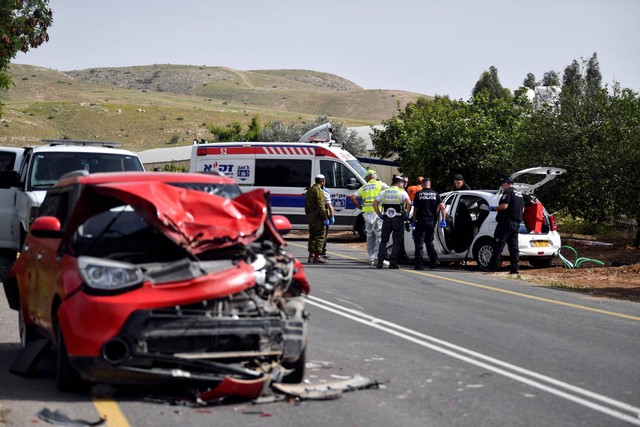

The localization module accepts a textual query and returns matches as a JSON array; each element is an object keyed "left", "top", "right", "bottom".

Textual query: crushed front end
[{"left": 59, "top": 181, "right": 310, "bottom": 392}]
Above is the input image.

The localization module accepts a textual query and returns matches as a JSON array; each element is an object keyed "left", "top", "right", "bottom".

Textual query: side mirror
[
  {"left": 347, "top": 177, "right": 359, "bottom": 190},
  {"left": 0, "top": 170, "right": 19, "bottom": 189},
  {"left": 30, "top": 216, "right": 63, "bottom": 238},
  {"left": 271, "top": 215, "right": 291, "bottom": 236}
]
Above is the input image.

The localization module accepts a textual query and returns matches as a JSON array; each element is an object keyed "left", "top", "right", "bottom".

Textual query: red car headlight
[{"left": 78, "top": 256, "right": 144, "bottom": 292}]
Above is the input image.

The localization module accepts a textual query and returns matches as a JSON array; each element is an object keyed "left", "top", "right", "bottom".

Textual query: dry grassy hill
[{"left": 1, "top": 64, "right": 428, "bottom": 152}]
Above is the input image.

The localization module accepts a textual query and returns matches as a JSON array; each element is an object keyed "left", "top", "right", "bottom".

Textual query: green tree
[
  {"left": 372, "top": 93, "right": 525, "bottom": 192},
  {"left": 562, "top": 59, "right": 583, "bottom": 94},
  {"left": 516, "top": 54, "right": 640, "bottom": 236},
  {"left": 0, "top": 0, "right": 53, "bottom": 117},
  {"left": 472, "top": 66, "right": 511, "bottom": 101},
  {"left": 245, "top": 115, "right": 261, "bottom": 141},
  {"left": 523, "top": 73, "right": 537, "bottom": 90},
  {"left": 541, "top": 70, "right": 561, "bottom": 86},
  {"left": 585, "top": 52, "right": 602, "bottom": 96},
  {"left": 208, "top": 120, "right": 243, "bottom": 141}
]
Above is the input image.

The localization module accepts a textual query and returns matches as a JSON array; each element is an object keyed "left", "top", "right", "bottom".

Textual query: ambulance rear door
[{"left": 190, "top": 144, "right": 256, "bottom": 185}]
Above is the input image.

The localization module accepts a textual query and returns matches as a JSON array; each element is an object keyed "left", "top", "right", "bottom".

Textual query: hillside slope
[{"left": 1, "top": 64, "right": 428, "bottom": 151}]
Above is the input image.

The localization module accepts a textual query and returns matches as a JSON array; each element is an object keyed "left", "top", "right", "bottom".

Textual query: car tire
[
  {"left": 19, "top": 310, "right": 37, "bottom": 349},
  {"left": 474, "top": 238, "right": 499, "bottom": 271},
  {"left": 355, "top": 214, "right": 366, "bottom": 241},
  {"left": 55, "top": 320, "right": 85, "bottom": 392},
  {"left": 529, "top": 257, "right": 553, "bottom": 268},
  {"left": 384, "top": 241, "right": 407, "bottom": 264},
  {"left": 282, "top": 346, "right": 306, "bottom": 384}
]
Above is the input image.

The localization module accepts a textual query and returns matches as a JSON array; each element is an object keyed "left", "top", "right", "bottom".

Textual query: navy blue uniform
[
  {"left": 412, "top": 188, "right": 442, "bottom": 268},
  {"left": 489, "top": 187, "right": 524, "bottom": 272}
]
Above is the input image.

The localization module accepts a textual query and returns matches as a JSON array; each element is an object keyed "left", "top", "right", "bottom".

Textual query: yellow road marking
[
  {"left": 289, "top": 242, "right": 640, "bottom": 322},
  {"left": 93, "top": 399, "right": 130, "bottom": 427}
]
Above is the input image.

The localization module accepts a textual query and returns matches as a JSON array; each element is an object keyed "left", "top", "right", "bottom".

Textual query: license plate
[{"left": 531, "top": 241, "right": 550, "bottom": 247}]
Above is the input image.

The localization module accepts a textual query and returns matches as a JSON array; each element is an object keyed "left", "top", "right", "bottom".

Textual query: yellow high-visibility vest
[{"left": 358, "top": 179, "right": 384, "bottom": 213}]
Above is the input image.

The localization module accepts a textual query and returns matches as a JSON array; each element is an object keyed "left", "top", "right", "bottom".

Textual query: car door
[
  {"left": 435, "top": 192, "right": 459, "bottom": 255},
  {"left": 24, "top": 187, "right": 73, "bottom": 333},
  {"left": 0, "top": 148, "right": 21, "bottom": 250}
]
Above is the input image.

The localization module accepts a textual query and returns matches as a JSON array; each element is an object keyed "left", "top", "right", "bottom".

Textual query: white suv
[
  {"left": 0, "top": 140, "right": 144, "bottom": 273},
  {"left": 403, "top": 167, "right": 566, "bottom": 270}
]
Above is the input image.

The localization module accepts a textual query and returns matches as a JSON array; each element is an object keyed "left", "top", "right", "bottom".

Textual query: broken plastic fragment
[
  {"left": 36, "top": 408, "right": 106, "bottom": 427},
  {"left": 271, "top": 374, "right": 379, "bottom": 400}
]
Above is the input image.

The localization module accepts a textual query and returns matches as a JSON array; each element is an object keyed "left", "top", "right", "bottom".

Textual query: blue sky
[{"left": 14, "top": 0, "right": 640, "bottom": 101}]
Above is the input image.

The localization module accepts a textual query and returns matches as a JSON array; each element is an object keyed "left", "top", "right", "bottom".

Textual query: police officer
[
  {"left": 488, "top": 176, "right": 524, "bottom": 274},
  {"left": 305, "top": 174, "right": 329, "bottom": 264},
  {"left": 351, "top": 170, "right": 387, "bottom": 266},
  {"left": 412, "top": 178, "right": 447, "bottom": 270},
  {"left": 374, "top": 176, "right": 410, "bottom": 269}
]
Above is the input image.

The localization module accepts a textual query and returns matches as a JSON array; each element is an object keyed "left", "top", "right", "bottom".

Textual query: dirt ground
[{"left": 292, "top": 230, "right": 640, "bottom": 303}]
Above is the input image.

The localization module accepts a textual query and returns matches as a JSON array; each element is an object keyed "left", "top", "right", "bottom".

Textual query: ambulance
[{"left": 189, "top": 124, "right": 370, "bottom": 236}]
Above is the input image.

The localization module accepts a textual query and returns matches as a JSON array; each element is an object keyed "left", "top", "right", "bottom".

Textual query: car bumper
[
  {"left": 57, "top": 264, "right": 306, "bottom": 384},
  {"left": 70, "top": 312, "right": 305, "bottom": 385}
]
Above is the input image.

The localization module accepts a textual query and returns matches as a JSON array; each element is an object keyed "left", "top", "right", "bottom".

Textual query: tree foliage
[
  {"left": 517, "top": 57, "right": 639, "bottom": 228},
  {"left": 0, "top": 0, "right": 52, "bottom": 116},
  {"left": 207, "top": 120, "right": 244, "bottom": 141},
  {"left": 523, "top": 73, "right": 537, "bottom": 90},
  {"left": 472, "top": 66, "right": 511, "bottom": 101},
  {"left": 541, "top": 70, "right": 561, "bottom": 86},
  {"left": 372, "top": 92, "right": 525, "bottom": 192},
  {"left": 373, "top": 55, "right": 640, "bottom": 244}
]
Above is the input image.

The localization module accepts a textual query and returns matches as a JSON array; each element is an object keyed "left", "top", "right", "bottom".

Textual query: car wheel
[
  {"left": 529, "top": 257, "right": 553, "bottom": 268},
  {"left": 474, "top": 238, "right": 498, "bottom": 271},
  {"left": 18, "top": 310, "right": 37, "bottom": 349},
  {"left": 282, "top": 346, "right": 306, "bottom": 384},
  {"left": 55, "top": 320, "right": 85, "bottom": 392},
  {"left": 384, "top": 241, "right": 407, "bottom": 264},
  {"left": 355, "top": 214, "right": 366, "bottom": 241}
]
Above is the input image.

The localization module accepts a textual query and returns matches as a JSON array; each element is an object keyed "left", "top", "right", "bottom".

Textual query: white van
[{"left": 189, "top": 125, "right": 369, "bottom": 235}]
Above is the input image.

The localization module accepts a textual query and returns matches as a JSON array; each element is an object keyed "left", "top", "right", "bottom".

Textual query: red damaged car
[{"left": 3, "top": 171, "right": 310, "bottom": 395}]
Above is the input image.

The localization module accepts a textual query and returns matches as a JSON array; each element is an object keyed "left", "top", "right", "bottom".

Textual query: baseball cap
[
  {"left": 392, "top": 175, "right": 404, "bottom": 184},
  {"left": 315, "top": 174, "right": 325, "bottom": 180},
  {"left": 500, "top": 176, "right": 513, "bottom": 184},
  {"left": 453, "top": 174, "right": 464, "bottom": 180}
]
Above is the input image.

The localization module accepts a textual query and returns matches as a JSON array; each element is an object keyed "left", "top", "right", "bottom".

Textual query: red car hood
[{"left": 67, "top": 181, "right": 270, "bottom": 254}]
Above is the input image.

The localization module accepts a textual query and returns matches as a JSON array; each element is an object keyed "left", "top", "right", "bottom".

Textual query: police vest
[
  {"left": 359, "top": 179, "right": 384, "bottom": 213},
  {"left": 380, "top": 187, "right": 405, "bottom": 218}
]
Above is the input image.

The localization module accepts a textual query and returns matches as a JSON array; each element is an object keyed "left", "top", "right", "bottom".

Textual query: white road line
[{"left": 307, "top": 295, "right": 640, "bottom": 425}]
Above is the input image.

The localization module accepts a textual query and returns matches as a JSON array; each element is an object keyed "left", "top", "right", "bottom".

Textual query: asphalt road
[{"left": 1, "top": 236, "right": 640, "bottom": 426}]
